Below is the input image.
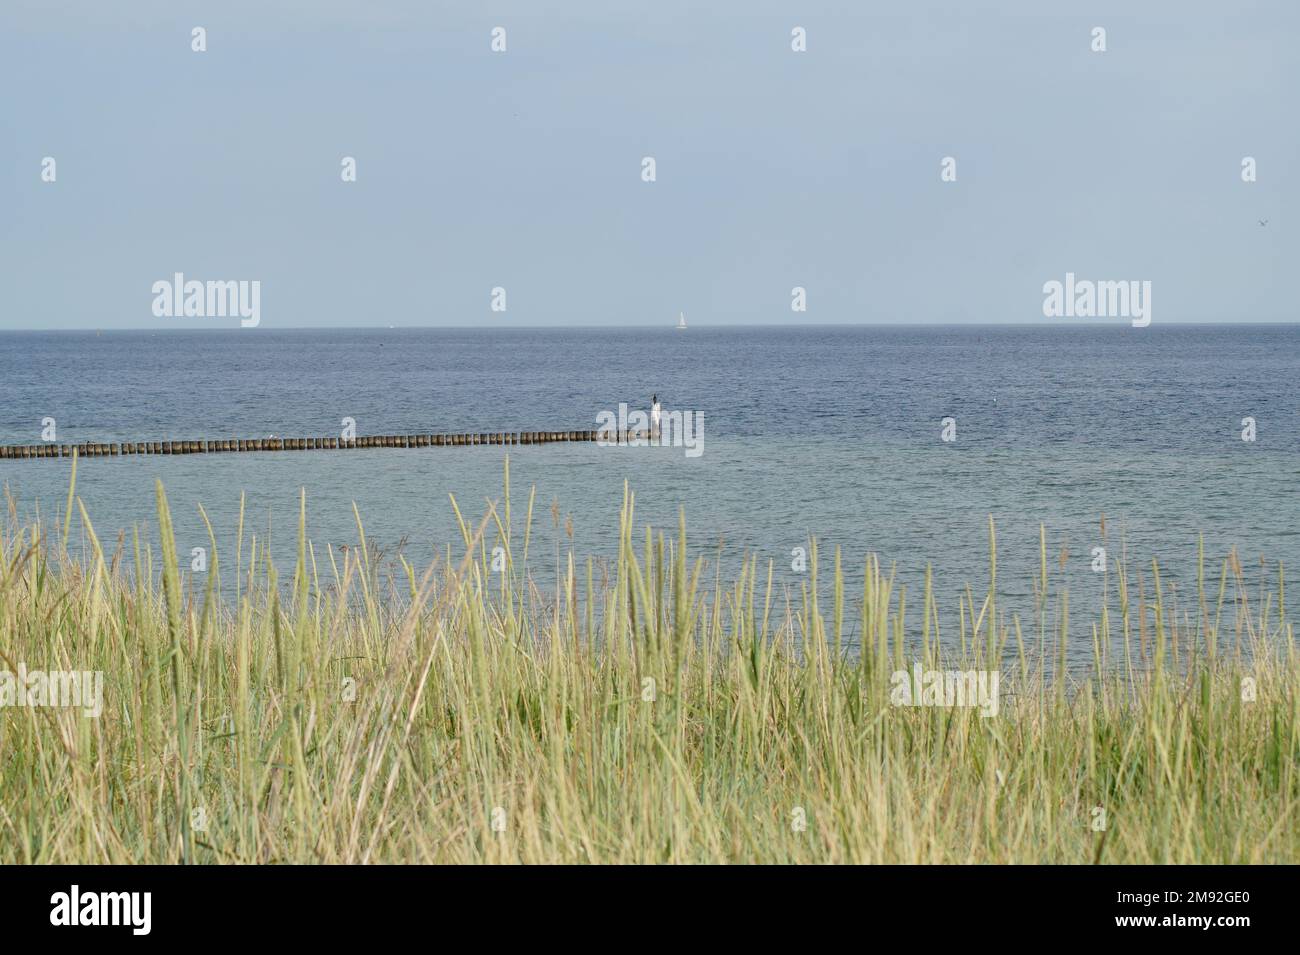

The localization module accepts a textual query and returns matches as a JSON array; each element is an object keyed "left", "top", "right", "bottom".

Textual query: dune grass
[{"left": 0, "top": 454, "right": 1296, "bottom": 864}]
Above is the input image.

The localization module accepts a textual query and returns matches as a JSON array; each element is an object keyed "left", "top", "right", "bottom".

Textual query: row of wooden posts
[{"left": 0, "top": 430, "right": 653, "bottom": 459}]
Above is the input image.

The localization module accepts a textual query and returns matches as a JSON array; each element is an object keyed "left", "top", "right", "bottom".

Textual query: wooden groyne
[{"left": 0, "top": 430, "right": 651, "bottom": 460}]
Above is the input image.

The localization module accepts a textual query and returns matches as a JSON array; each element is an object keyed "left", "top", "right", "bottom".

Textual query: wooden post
[{"left": 0, "top": 425, "right": 635, "bottom": 460}]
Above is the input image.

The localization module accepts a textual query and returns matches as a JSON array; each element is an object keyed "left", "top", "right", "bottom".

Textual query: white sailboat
[{"left": 676, "top": 311, "right": 687, "bottom": 330}]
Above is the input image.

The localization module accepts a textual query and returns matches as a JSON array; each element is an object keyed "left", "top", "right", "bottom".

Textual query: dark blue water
[
  {"left": 3, "top": 325, "right": 1297, "bottom": 447},
  {"left": 2, "top": 325, "right": 1296, "bottom": 659}
]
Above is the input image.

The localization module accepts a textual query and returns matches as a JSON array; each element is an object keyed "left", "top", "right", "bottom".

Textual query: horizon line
[{"left": 2, "top": 320, "right": 1298, "bottom": 333}]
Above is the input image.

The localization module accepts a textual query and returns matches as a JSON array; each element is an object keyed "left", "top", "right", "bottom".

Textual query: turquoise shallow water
[{"left": 2, "top": 325, "right": 1297, "bottom": 661}]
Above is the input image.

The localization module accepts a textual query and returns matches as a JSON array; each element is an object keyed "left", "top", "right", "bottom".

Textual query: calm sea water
[{"left": 2, "top": 325, "right": 1297, "bottom": 659}]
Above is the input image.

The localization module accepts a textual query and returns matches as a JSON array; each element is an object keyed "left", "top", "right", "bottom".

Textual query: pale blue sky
[{"left": 2, "top": 0, "right": 1295, "bottom": 328}]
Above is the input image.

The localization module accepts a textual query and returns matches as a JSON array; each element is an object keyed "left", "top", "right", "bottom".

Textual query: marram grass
[{"left": 0, "top": 456, "right": 1296, "bottom": 864}]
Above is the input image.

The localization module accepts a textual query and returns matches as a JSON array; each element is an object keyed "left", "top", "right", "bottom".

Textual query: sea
[{"left": 2, "top": 325, "right": 1297, "bottom": 663}]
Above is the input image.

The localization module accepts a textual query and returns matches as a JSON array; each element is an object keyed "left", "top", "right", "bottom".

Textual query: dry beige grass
[{"left": 0, "top": 456, "right": 1295, "bottom": 863}]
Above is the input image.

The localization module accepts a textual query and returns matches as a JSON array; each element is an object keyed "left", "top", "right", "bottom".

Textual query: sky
[{"left": 1, "top": 0, "right": 1296, "bottom": 329}]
